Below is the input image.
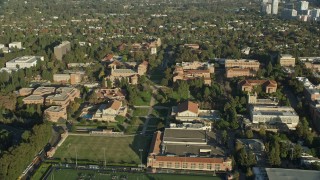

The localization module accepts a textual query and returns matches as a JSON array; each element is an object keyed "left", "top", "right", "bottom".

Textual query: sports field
[
  {"left": 47, "top": 169, "right": 222, "bottom": 180},
  {"left": 53, "top": 135, "right": 150, "bottom": 165}
]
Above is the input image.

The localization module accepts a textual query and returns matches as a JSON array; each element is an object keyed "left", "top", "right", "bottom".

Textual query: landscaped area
[
  {"left": 132, "top": 108, "right": 150, "bottom": 117},
  {"left": 47, "top": 169, "right": 222, "bottom": 180},
  {"left": 53, "top": 135, "right": 150, "bottom": 165}
]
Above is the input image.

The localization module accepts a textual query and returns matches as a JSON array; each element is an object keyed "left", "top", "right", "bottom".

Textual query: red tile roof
[{"left": 177, "top": 101, "right": 199, "bottom": 114}]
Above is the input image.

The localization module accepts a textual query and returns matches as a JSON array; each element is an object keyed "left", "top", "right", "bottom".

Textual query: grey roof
[
  {"left": 266, "top": 168, "right": 320, "bottom": 180},
  {"left": 163, "top": 129, "right": 207, "bottom": 143},
  {"left": 165, "top": 144, "right": 224, "bottom": 156}
]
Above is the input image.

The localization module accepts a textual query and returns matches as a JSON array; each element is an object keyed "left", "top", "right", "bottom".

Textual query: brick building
[{"left": 239, "top": 80, "right": 277, "bottom": 93}]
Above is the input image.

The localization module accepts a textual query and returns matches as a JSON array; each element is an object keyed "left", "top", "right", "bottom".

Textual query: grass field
[
  {"left": 53, "top": 135, "right": 150, "bottom": 165},
  {"left": 47, "top": 169, "right": 222, "bottom": 180}
]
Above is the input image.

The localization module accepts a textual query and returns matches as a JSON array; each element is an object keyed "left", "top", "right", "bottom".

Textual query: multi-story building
[
  {"left": 53, "top": 73, "right": 83, "bottom": 85},
  {"left": 95, "top": 88, "right": 126, "bottom": 101},
  {"left": 279, "top": 54, "right": 295, "bottom": 67},
  {"left": 44, "top": 106, "right": 67, "bottom": 122},
  {"left": 248, "top": 93, "right": 299, "bottom": 130},
  {"left": 297, "top": 77, "right": 320, "bottom": 101},
  {"left": 282, "top": 8, "right": 298, "bottom": 19},
  {"left": 23, "top": 95, "right": 44, "bottom": 105},
  {"left": 225, "top": 59, "right": 260, "bottom": 71},
  {"left": 298, "top": 1, "right": 309, "bottom": 11},
  {"left": 272, "top": 0, "right": 279, "bottom": 15},
  {"left": 93, "top": 100, "right": 127, "bottom": 121},
  {"left": 261, "top": 3, "right": 272, "bottom": 15},
  {"left": 171, "top": 101, "right": 220, "bottom": 122},
  {"left": 239, "top": 80, "right": 277, "bottom": 93},
  {"left": 173, "top": 61, "right": 214, "bottom": 85},
  {"left": 106, "top": 61, "right": 148, "bottom": 87},
  {"left": 147, "top": 130, "right": 232, "bottom": 172},
  {"left": 226, "top": 68, "right": 256, "bottom": 78},
  {"left": 249, "top": 105, "right": 299, "bottom": 130},
  {"left": 311, "top": 9, "right": 320, "bottom": 18},
  {"left": 32, "top": 87, "right": 56, "bottom": 96},
  {"left": 54, "top": 41, "right": 71, "bottom": 61},
  {"left": 18, "top": 88, "right": 34, "bottom": 96},
  {"left": 6, "top": 56, "right": 44, "bottom": 70}
]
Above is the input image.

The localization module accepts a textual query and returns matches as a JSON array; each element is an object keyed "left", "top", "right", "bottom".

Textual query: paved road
[{"left": 283, "top": 86, "right": 299, "bottom": 109}]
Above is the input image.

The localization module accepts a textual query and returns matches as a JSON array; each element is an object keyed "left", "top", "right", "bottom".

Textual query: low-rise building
[
  {"left": 253, "top": 167, "right": 320, "bottom": 180},
  {"left": 173, "top": 67, "right": 212, "bottom": 85},
  {"left": 280, "top": 54, "right": 295, "bottom": 67},
  {"left": 93, "top": 100, "right": 127, "bottom": 121},
  {"left": 301, "top": 153, "right": 320, "bottom": 166},
  {"left": 297, "top": 77, "right": 320, "bottom": 101},
  {"left": 5, "top": 56, "right": 44, "bottom": 70},
  {"left": 53, "top": 73, "right": 83, "bottom": 85},
  {"left": 239, "top": 79, "right": 277, "bottom": 93},
  {"left": 44, "top": 106, "right": 67, "bottom": 122}
]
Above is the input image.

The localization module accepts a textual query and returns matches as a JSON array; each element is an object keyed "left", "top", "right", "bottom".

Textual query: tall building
[
  {"left": 298, "top": 1, "right": 309, "bottom": 11},
  {"left": 282, "top": 8, "right": 298, "bottom": 19},
  {"left": 272, "top": 0, "right": 279, "bottom": 15},
  {"left": 311, "top": 9, "right": 320, "bottom": 18},
  {"left": 54, "top": 41, "right": 71, "bottom": 61},
  {"left": 262, "top": 3, "right": 272, "bottom": 15}
]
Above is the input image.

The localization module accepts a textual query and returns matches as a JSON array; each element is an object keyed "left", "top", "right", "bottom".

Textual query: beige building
[
  {"left": 226, "top": 68, "right": 256, "bottom": 78},
  {"left": 95, "top": 88, "right": 126, "bottom": 101},
  {"left": 44, "top": 106, "right": 67, "bottom": 122},
  {"left": 23, "top": 95, "right": 44, "bottom": 104},
  {"left": 225, "top": 59, "right": 260, "bottom": 71},
  {"left": 280, "top": 54, "right": 295, "bottom": 67},
  {"left": 53, "top": 73, "right": 83, "bottom": 85},
  {"left": 304, "top": 62, "right": 320, "bottom": 72},
  {"left": 93, "top": 100, "right": 127, "bottom": 121},
  {"left": 106, "top": 61, "right": 148, "bottom": 87},
  {"left": 18, "top": 88, "right": 34, "bottom": 96},
  {"left": 46, "top": 87, "right": 80, "bottom": 107},
  {"left": 173, "top": 61, "right": 214, "bottom": 85},
  {"left": 239, "top": 80, "right": 277, "bottom": 93},
  {"left": 32, "top": 87, "right": 56, "bottom": 96},
  {"left": 147, "top": 131, "right": 232, "bottom": 172},
  {"left": 54, "top": 41, "right": 71, "bottom": 61}
]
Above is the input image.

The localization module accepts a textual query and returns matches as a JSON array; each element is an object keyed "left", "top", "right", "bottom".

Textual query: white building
[
  {"left": 298, "top": 1, "right": 309, "bottom": 11},
  {"left": 249, "top": 105, "right": 299, "bottom": 129},
  {"left": 9, "top": 42, "right": 22, "bottom": 49},
  {"left": 272, "top": 0, "right": 279, "bottom": 15},
  {"left": 0, "top": 44, "right": 4, "bottom": 50},
  {"left": 262, "top": 3, "right": 272, "bottom": 15},
  {"left": 6, "top": 56, "right": 44, "bottom": 70}
]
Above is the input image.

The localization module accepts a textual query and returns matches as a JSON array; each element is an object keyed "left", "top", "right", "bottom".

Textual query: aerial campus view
[{"left": 1, "top": 0, "right": 320, "bottom": 179}]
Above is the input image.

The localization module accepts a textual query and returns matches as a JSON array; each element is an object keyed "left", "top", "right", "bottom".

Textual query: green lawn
[
  {"left": 47, "top": 169, "right": 222, "bottom": 180},
  {"left": 53, "top": 135, "right": 150, "bottom": 165},
  {"left": 132, "top": 108, "right": 150, "bottom": 117}
]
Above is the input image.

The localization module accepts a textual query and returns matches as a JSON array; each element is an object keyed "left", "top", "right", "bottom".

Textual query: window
[
  {"left": 207, "top": 164, "right": 212, "bottom": 170},
  {"left": 215, "top": 164, "right": 220, "bottom": 171},
  {"left": 182, "top": 163, "right": 188, "bottom": 168},
  {"left": 167, "top": 162, "right": 172, "bottom": 168},
  {"left": 191, "top": 163, "right": 196, "bottom": 169},
  {"left": 175, "top": 163, "right": 180, "bottom": 168},
  {"left": 159, "top": 162, "right": 164, "bottom": 168},
  {"left": 199, "top": 163, "right": 204, "bottom": 169}
]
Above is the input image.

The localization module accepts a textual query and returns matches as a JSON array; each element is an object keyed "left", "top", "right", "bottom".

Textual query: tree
[
  {"left": 222, "top": 130, "right": 227, "bottom": 145},
  {"left": 266, "top": 61, "right": 273, "bottom": 76},
  {"left": 245, "top": 129, "right": 253, "bottom": 139}
]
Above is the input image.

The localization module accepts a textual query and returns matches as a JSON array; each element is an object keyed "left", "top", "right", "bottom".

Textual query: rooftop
[
  {"left": 154, "top": 156, "right": 225, "bottom": 164},
  {"left": 7, "top": 56, "right": 41, "bottom": 64},
  {"left": 23, "top": 95, "right": 43, "bottom": 101},
  {"left": 177, "top": 101, "right": 199, "bottom": 114},
  {"left": 163, "top": 129, "right": 207, "bottom": 143},
  {"left": 45, "top": 106, "right": 65, "bottom": 112},
  {"left": 265, "top": 168, "right": 320, "bottom": 180},
  {"left": 113, "top": 69, "right": 137, "bottom": 74}
]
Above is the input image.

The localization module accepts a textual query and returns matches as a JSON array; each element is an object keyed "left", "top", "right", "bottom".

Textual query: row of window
[{"left": 158, "top": 162, "right": 221, "bottom": 170}]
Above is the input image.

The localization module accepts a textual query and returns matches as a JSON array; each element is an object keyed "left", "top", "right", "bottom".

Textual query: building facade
[
  {"left": 54, "top": 41, "right": 71, "bottom": 61},
  {"left": 44, "top": 106, "right": 67, "bottom": 122},
  {"left": 239, "top": 80, "right": 277, "bottom": 93},
  {"left": 280, "top": 54, "right": 295, "bottom": 67}
]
